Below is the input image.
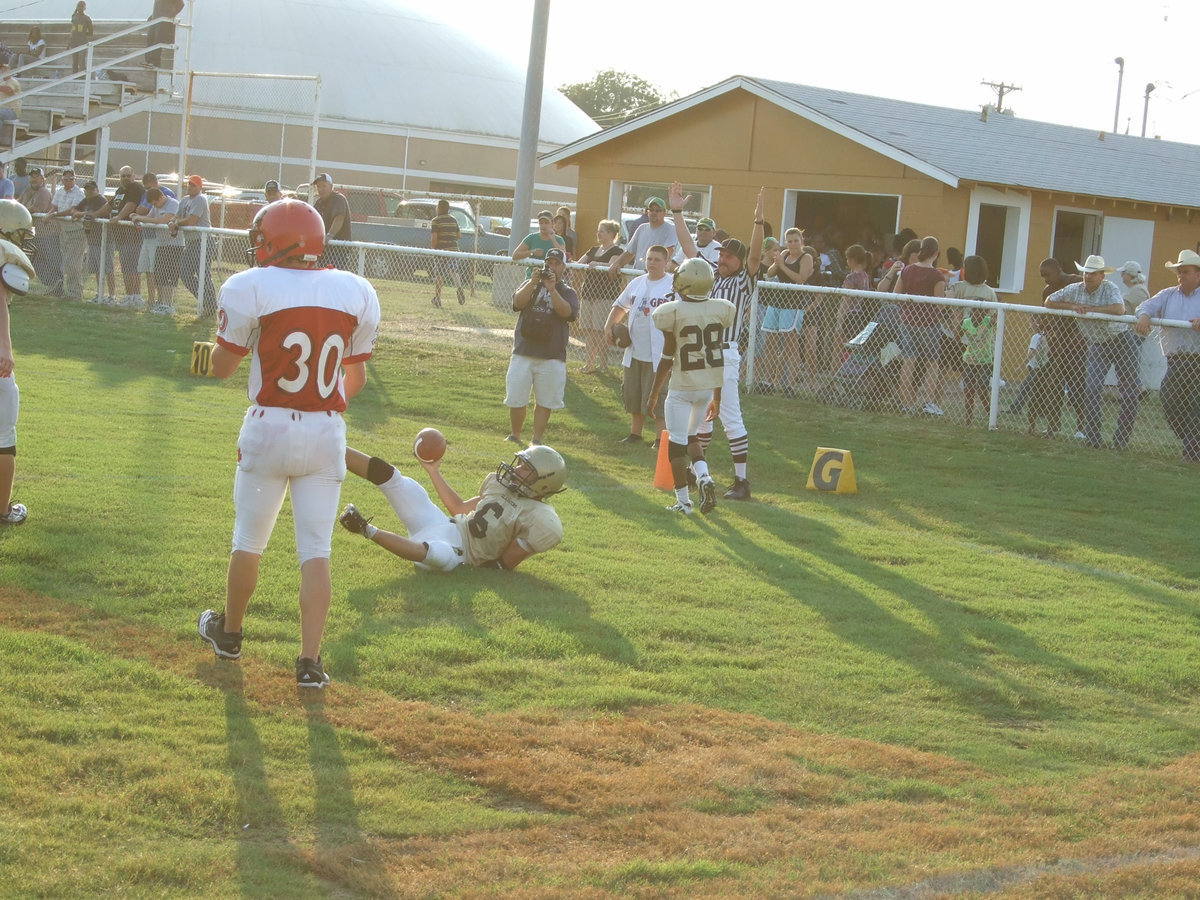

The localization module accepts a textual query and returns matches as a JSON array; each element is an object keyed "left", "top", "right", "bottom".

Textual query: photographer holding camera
[{"left": 504, "top": 247, "right": 579, "bottom": 446}]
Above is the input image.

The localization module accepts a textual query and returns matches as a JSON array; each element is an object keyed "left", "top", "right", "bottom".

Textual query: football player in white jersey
[
  {"left": 669, "top": 181, "right": 763, "bottom": 502},
  {"left": 338, "top": 443, "right": 565, "bottom": 572},
  {"left": 0, "top": 200, "right": 37, "bottom": 526},
  {"left": 647, "top": 258, "right": 736, "bottom": 515},
  {"left": 197, "top": 199, "right": 381, "bottom": 689}
]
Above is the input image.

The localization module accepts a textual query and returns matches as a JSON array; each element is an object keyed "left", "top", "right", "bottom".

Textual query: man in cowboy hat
[
  {"left": 1045, "top": 254, "right": 1142, "bottom": 449},
  {"left": 1134, "top": 250, "right": 1200, "bottom": 461}
]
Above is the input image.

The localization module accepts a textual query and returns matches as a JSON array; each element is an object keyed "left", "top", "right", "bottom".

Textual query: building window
[
  {"left": 781, "top": 190, "right": 900, "bottom": 248},
  {"left": 609, "top": 181, "right": 710, "bottom": 242},
  {"left": 965, "top": 187, "right": 1030, "bottom": 293}
]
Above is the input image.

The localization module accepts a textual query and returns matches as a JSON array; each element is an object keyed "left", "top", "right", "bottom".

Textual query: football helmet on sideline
[
  {"left": 247, "top": 199, "right": 325, "bottom": 268},
  {"left": 0, "top": 198, "right": 36, "bottom": 255},
  {"left": 497, "top": 445, "right": 567, "bottom": 499},
  {"left": 673, "top": 257, "right": 714, "bottom": 300}
]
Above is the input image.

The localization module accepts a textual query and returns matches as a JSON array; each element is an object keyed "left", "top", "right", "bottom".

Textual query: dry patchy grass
[{"left": 5, "top": 587, "right": 1200, "bottom": 898}]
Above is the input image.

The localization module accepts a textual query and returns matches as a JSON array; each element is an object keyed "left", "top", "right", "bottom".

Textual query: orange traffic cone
[{"left": 654, "top": 431, "right": 674, "bottom": 491}]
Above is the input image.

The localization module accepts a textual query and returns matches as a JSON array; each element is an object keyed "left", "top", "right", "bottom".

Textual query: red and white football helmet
[{"left": 247, "top": 199, "right": 325, "bottom": 268}]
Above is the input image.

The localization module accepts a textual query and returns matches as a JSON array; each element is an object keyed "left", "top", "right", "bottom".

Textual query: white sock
[
  {"left": 675, "top": 487, "right": 690, "bottom": 505},
  {"left": 693, "top": 459, "right": 710, "bottom": 481},
  {"left": 734, "top": 462, "right": 747, "bottom": 480}
]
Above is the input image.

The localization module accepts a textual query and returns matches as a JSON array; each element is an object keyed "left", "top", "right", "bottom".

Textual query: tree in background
[{"left": 560, "top": 69, "right": 676, "bottom": 127}]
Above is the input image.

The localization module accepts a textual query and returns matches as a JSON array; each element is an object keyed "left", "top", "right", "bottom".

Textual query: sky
[{"left": 441, "top": 0, "right": 1200, "bottom": 146}]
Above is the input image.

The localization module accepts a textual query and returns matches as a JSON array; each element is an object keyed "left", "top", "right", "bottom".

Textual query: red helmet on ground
[{"left": 248, "top": 199, "right": 325, "bottom": 268}]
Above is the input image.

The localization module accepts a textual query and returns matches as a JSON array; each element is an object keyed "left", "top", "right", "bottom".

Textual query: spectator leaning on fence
[
  {"left": 575, "top": 218, "right": 624, "bottom": 374},
  {"left": 954, "top": 255, "right": 998, "bottom": 426},
  {"left": 512, "top": 210, "right": 566, "bottom": 276},
  {"left": 1134, "top": 250, "right": 1200, "bottom": 462},
  {"left": 69, "top": 179, "right": 116, "bottom": 304},
  {"left": 1118, "top": 260, "right": 1150, "bottom": 348},
  {"left": 1038, "top": 258, "right": 1087, "bottom": 438},
  {"left": 311, "top": 174, "right": 352, "bottom": 270},
  {"left": 1045, "top": 255, "right": 1141, "bottom": 450},
  {"left": 170, "top": 175, "right": 217, "bottom": 316},
  {"left": 895, "top": 236, "right": 948, "bottom": 416},
  {"left": 110, "top": 167, "right": 146, "bottom": 307},
  {"left": 46, "top": 170, "right": 85, "bottom": 301}
]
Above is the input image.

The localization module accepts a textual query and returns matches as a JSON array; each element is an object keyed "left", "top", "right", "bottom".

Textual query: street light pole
[
  {"left": 1113, "top": 57, "right": 1124, "bottom": 133},
  {"left": 1142, "top": 82, "right": 1156, "bottom": 138}
]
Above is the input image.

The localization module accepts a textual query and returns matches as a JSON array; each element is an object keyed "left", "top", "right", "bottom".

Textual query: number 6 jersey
[
  {"left": 216, "top": 266, "right": 381, "bottom": 412},
  {"left": 453, "top": 473, "right": 563, "bottom": 567},
  {"left": 651, "top": 293, "right": 736, "bottom": 392}
]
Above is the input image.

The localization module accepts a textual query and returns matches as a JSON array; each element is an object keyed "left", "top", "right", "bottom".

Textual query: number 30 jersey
[
  {"left": 216, "top": 266, "right": 381, "bottom": 412},
  {"left": 453, "top": 473, "right": 563, "bottom": 567},
  {"left": 651, "top": 294, "right": 736, "bottom": 392}
]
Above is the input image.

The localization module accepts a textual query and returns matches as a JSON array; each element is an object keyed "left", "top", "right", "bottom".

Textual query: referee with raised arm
[{"left": 668, "top": 180, "right": 764, "bottom": 501}]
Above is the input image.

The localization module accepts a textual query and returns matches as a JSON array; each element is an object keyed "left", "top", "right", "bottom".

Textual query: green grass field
[{"left": 2, "top": 282, "right": 1199, "bottom": 898}]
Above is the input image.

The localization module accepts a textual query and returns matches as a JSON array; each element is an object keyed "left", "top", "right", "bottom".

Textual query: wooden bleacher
[{"left": 1, "top": 18, "right": 175, "bottom": 154}]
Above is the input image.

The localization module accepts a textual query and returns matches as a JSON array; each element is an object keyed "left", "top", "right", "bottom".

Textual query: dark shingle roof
[{"left": 755, "top": 79, "right": 1200, "bottom": 208}]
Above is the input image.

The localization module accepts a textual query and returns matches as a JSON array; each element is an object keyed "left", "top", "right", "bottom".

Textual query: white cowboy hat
[
  {"left": 1075, "top": 254, "right": 1116, "bottom": 274},
  {"left": 1164, "top": 249, "right": 1200, "bottom": 269}
]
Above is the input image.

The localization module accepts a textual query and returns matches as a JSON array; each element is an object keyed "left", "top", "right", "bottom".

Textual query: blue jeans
[
  {"left": 181, "top": 241, "right": 216, "bottom": 316},
  {"left": 1160, "top": 354, "right": 1200, "bottom": 461},
  {"left": 1084, "top": 330, "right": 1141, "bottom": 449}
]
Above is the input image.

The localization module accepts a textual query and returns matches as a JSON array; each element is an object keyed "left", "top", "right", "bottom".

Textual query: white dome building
[{"left": 10, "top": 0, "right": 597, "bottom": 198}]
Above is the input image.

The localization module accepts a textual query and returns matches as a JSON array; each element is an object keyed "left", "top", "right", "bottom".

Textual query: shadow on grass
[{"left": 196, "top": 663, "right": 317, "bottom": 897}]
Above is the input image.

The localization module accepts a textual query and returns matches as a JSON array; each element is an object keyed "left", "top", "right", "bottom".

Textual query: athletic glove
[{"left": 191, "top": 341, "right": 217, "bottom": 376}]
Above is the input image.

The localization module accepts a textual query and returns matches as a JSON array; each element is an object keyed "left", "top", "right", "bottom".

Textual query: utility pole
[
  {"left": 1113, "top": 57, "right": 1124, "bottom": 133},
  {"left": 980, "top": 80, "right": 1022, "bottom": 113},
  {"left": 1142, "top": 82, "right": 1156, "bottom": 138},
  {"left": 511, "top": 0, "right": 550, "bottom": 255}
]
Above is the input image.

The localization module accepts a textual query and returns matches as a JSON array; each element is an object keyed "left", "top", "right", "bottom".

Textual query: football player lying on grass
[{"left": 339, "top": 443, "right": 565, "bottom": 572}]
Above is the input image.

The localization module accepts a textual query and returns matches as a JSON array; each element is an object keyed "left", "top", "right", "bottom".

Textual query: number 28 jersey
[
  {"left": 453, "top": 473, "right": 563, "bottom": 567},
  {"left": 651, "top": 294, "right": 736, "bottom": 392},
  {"left": 216, "top": 266, "right": 381, "bottom": 412}
]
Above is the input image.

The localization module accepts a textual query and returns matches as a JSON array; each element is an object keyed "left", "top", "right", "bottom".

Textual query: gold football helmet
[{"left": 672, "top": 257, "right": 714, "bottom": 300}]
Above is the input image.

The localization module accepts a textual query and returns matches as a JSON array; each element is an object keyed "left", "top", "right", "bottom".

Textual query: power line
[{"left": 980, "top": 80, "right": 1022, "bottom": 113}]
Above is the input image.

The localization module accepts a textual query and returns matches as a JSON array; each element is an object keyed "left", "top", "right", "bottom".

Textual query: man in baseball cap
[
  {"left": 610, "top": 193, "right": 678, "bottom": 274},
  {"left": 512, "top": 209, "right": 566, "bottom": 275},
  {"left": 264, "top": 180, "right": 282, "bottom": 203},
  {"left": 505, "top": 238, "right": 578, "bottom": 446},
  {"left": 670, "top": 216, "right": 720, "bottom": 270}
]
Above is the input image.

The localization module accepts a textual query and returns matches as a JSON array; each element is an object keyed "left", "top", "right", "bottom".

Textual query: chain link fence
[{"left": 28, "top": 217, "right": 1197, "bottom": 462}]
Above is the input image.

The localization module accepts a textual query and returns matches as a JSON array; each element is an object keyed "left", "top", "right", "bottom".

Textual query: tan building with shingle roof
[{"left": 544, "top": 76, "right": 1200, "bottom": 305}]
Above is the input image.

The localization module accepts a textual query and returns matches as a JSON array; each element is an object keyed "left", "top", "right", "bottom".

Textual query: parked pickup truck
[
  {"left": 293, "top": 185, "right": 511, "bottom": 256},
  {"left": 356, "top": 197, "right": 511, "bottom": 257}
]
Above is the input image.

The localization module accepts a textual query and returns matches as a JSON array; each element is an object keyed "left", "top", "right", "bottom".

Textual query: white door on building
[
  {"left": 1099, "top": 217, "right": 1165, "bottom": 389},
  {"left": 1099, "top": 217, "right": 1154, "bottom": 274}
]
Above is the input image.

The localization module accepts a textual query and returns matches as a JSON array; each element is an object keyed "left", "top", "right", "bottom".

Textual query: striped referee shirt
[{"left": 705, "top": 260, "right": 755, "bottom": 347}]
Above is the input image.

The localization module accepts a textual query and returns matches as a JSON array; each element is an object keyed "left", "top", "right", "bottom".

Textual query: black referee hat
[{"left": 719, "top": 238, "right": 748, "bottom": 263}]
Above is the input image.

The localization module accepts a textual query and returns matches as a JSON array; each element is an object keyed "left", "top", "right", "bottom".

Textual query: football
[
  {"left": 611, "top": 322, "right": 632, "bottom": 348},
  {"left": 413, "top": 427, "right": 447, "bottom": 463}
]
